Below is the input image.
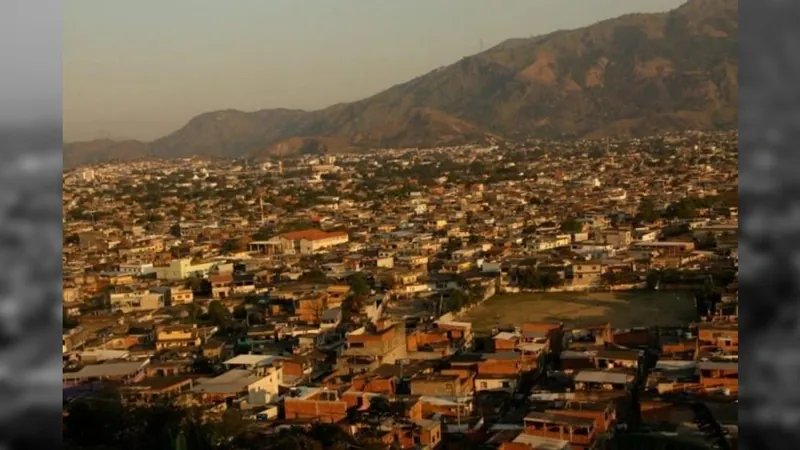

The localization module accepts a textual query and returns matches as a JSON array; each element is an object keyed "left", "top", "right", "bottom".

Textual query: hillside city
[{"left": 60, "top": 130, "right": 739, "bottom": 450}]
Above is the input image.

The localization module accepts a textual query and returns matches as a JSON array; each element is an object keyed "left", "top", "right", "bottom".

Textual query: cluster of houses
[
  {"left": 62, "top": 303, "right": 738, "bottom": 450},
  {"left": 62, "top": 130, "right": 738, "bottom": 449}
]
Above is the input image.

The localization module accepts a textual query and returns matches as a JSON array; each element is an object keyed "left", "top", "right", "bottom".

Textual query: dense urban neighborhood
[{"left": 62, "top": 131, "right": 739, "bottom": 450}]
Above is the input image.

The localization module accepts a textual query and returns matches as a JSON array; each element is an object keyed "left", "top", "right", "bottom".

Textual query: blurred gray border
[
  {"left": 0, "top": 0, "right": 63, "bottom": 448},
  {"left": 739, "top": 0, "right": 800, "bottom": 449}
]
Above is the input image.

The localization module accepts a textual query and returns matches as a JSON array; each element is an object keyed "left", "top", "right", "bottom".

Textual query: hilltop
[{"left": 64, "top": 0, "right": 737, "bottom": 168}]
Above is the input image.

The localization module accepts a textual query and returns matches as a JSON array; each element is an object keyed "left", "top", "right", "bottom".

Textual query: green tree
[
  {"left": 232, "top": 304, "right": 248, "bottom": 320},
  {"left": 348, "top": 272, "right": 371, "bottom": 297},
  {"left": 560, "top": 218, "right": 583, "bottom": 233},
  {"left": 636, "top": 198, "right": 661, "bottom": 223},
  {"left": 221, "top": 238, "right": 246, "bottom": 254},
  {"left": 207, "top": 301, "right": 230, "bottom": 327},
  {"left": 300, "top": 269, "right": 328, "bottom": 284}
]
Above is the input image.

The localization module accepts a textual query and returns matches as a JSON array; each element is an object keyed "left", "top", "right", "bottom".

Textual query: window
[
  {"left": 480, "top": 382, "right": 488, "bottom": 389},
  {"left": 501, "top": 381, "right": 511, "bottom": 388}
]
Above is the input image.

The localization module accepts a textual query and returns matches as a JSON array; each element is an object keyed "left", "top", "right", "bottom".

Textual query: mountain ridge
[{"left": 64, "top": 0, "right": 737, "bottom": 168}]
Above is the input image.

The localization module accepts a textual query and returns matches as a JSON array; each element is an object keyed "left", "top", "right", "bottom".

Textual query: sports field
[{"left": 460, "top": 290, "right": 697, "bottom": 332}]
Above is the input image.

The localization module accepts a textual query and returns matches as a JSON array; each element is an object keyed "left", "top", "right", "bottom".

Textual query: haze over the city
[{"left": 64, "top": 0, "right": 684, "bottom": 142}]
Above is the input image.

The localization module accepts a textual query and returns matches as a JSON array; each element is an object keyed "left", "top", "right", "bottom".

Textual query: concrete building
[
  {"left": 154, "top": 258, "right": 219, "bottom": 281},
  {"left": 109, "top": 290, "right": 165, "bottom": 313},
  {"left": 338, "top": 321, "right": 408, "bottom": 373}
]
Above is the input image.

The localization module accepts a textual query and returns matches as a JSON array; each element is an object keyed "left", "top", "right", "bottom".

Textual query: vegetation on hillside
[{"left": 65, "top": 0, "right": 737, "bottom": 168}]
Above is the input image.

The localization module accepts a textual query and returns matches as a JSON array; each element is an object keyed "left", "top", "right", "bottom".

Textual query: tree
[
  {"left": 186, "top": 276, "right": 211, "bottom": 296},
  {"left": 307, "top": 424, "right": 355, "bottom": 450},
  {"left": 300, "top": 269, "right": 328, "bottom": 284},
  {"left": 560, "top": 218, "right": 583, "bottom": 234},
  {"left": 444, "top": 290, "right": 469, "bottom": 313},
  {"left": 636, "top": 198, "right": 661, "bottom": 223},
  {"left": 348, "top": 272, "right": 371, "bottom": 297},
  {"left": 538, "top": 271, "right": 563, "bottom": 290},
  {"left": 221, "top": 238, "right": 246, "bottom": 254},
  {"left": 232, "top": 304, "right": 248, "bottom": 320},
  {"left": 251, "top": 229, "right": 272, "bottom": 241},
  {"left": 263, "top": 429, "right": 324, "bottom": 450},
  {"left": 64, "top": 395, "right": 219, "bottom": 450},
  {"left": 207, "top": 301, "right": 229, "bottom": 327}
]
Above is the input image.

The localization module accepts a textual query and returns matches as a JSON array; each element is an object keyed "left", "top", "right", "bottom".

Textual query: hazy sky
[
  {"left": 0, "top": 0, "right": 61, "bottom": 126},
  {"left": 64, "top": 0, "right": 685, "bottom": 142}
]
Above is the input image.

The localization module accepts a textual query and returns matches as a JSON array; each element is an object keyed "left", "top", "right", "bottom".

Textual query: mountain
[{"left": 64, "top": 0, "right": 737, "bottom": 168}]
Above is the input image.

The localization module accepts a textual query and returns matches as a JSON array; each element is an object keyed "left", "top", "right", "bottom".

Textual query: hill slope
[{"left": 64, "top": 0, "right": 737, "bottom": 168}]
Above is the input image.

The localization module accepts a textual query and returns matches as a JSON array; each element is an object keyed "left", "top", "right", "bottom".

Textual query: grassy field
[{"left": 460, "top": 290, "right": 697, "bottom": 332}]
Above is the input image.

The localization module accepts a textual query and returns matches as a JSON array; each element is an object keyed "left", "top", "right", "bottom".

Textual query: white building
[
  {"left": 154, "top": 258, "right": 219, "bottom": 281},
  {"left": 109, "top": 290, "right": 165, "bottom": 313}
]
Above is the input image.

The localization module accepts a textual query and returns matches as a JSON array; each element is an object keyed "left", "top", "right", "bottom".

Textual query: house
[
  {"left": 326, "top": 285, "right": 351, "bottom": 308},
  {"left": 168, "top": 286, "right": 194, "bottom": 305},
  {"left": 594, "top": 349, "right": 641, "bottom": 369},
  {"left": 386, "top": 418, "right": 443, "bottom": 450},
  {"left": 109, "top": 290, "right": 165, "bottom": 313},
  {"left": 570, "top": 262, "right": 604, "bottom": 287},
  {"left": 599, "top": 230, "right": 633, "bottom": 248},
  {"left": 338, "top": 321, "right": 408, "bottom": 373},
  {"left": 63, "top": 326, "right": 89, "bottom": 353},
  {"left": 295, "top": 292, "right": 328, "bottom": 323},
  {"left": 155, "top": 324, "right": 202, "bottom": 350},
  {"left": 500, "top": 433, "right": 571, "bottom": 450},
  {"left": 320, "top": 307, "right": 343, "bottom": 330},
  {"left": 209, "top": 273, "right": 234, "bottom": 300},
  {"left": 411, "top": 372, "right": 474, "bottom": 399},
  {"left": 193, "top": 363, "right": 283, "bottom": 405},
  {"left": 154, "top": 258, "right": 219, "bottom": 281},
  {"left": 697, "top": 361, "right": 738, "bottom": 392},
  {"left": 696, "top": 322, "right": 738, "bottom": 352},
  {"left": 523, "top": 412, "right": 597, "bottom": 450},
  {"left": 121, "top": 376, "right": 194, "bottom": 403},
  {"left": 573, "top": 370, "right": 633, "bottom": 392},
  {"left": 560, "top": 351, "right": 596, "bottom": 374},
  {"left": 284, "top": 387, "right": 350, "bottom": 423},
  {"left": 547, "top": 401, "right": 617, "bottom": 434},
  {"left": 433, "top": 319, "right": 474, "bottom": 350},
  {"left": 63, "top": 359, "right": 150, "bottom": 386},
  {"left": 279, "top": 229, "right": 349, "bottom": 255},
  {"left": 474, "top": 352, "right": 521, "bottom": 393},
  {"left": 493, "top": 331, "right": 521, "bottom": 351},
  {"left": 629, "top": 241, "right": 695, "bottom": 256}
]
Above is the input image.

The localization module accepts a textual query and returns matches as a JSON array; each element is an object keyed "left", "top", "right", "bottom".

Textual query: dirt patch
[
  {"left": 633, "top": 57, "right": 674, "bottom": 79},
  {"left": 460, "top": 291, "right": 696, "bottom": 333},
  {"left": 584, "top": 57, "right": 609, "bottom": 88},
  {"left": 516, "top": 51, "right": 558, "bottom": 85}
]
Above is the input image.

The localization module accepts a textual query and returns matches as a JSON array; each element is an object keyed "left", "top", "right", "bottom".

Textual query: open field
[{"left": 460, "top": 290, "right": 697, "bottom": 332}]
